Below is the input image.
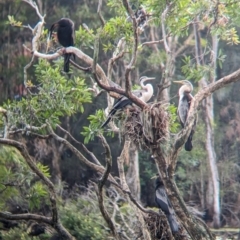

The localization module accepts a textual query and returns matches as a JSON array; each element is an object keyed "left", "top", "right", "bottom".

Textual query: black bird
[
  {"left": 174, "top": 80, "right": 196, "bottom": 151},
  {"left": 127, "top": 5, "right": 148, "bottom": 30},
  {"left": 135, "top": 6, "right": 147, "bottom": 28},
  {"left": 101, "top": 76, "right": 154, "bottom": 128},
  {"left": 155, "top": 176, "right": 179, "bottom": 233},
  {"left": 48, "top": 18, "right": 75, "bottom": 73},
  {"left": 28, "top": 223, "right": 45, "bottom": 236}
]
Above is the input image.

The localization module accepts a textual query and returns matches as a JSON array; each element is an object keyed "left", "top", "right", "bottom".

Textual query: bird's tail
[
  {"left": 64, "top": 53, "right": 71, "bottom": 73},
  {"left": 185, "top": 129, "right": 194, "bottom": 151},
  {"left": 101, "top": 109, "right": 117, "bottom": 128},
  {"left": 167, "top": 214, "right": 179, "bottom": 233}
]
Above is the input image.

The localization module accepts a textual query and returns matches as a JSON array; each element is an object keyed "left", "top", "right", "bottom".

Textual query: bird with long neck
[
  {"left": 101, "top": 76, "right": 154, "bottom": 128},
  {"left": 154, "top": 176, "right": 179, "bottom": 233},
  {"left": 47, "top": 18, "right": 75, "bottom": 73},
  {"left": 174, "top": 80, "right": 196, "bottom": 151}
]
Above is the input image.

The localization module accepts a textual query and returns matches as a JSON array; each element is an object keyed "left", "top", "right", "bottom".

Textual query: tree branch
[
  {"left": 56, "top": 124, "right": 101, "bottom": 165},
  {"left": 47, "top": 122, "right": 119, "bottom": 185},
  {"left": 0, "top": 212, "right": 51, "bottom": 224},
  {"left": 161, "top": 4, "right": 173, "bottom": 54},
  {"left": 97, "top": 134, "right": 120, "bottom": 239},
  {"left": 97, "top": 0, "right": 105, "bottom": 26}
]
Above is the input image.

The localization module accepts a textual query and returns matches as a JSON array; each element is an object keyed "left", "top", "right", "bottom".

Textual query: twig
[
  {"left": 122, "top": 0, "right": 139, "bottom": 96},
  {"left": 21, "top": 0, "right": 45, "bottom": 86},
  {"left": 140, "top": 38, "right": 165, "bottom": 47},
  {"left": 56, "top": 124, "right": 101, "bottom": 165},
  {"left": 161, "top": 4, "right": 173, "bottom": 54},
  {"left": 0, "top": 212, "right": 51, "bottom": 224},
  {"left": 69, "top": 59, "right": 91, "bottom": 72},
  {"left": 97, "top": 134, "right": 120, "bottom": 239},
  {"left": 47, "top": 122, "right": 119, "bottom": 185},
  {"left": 97, "top": 0, "right": 105, "bottom": 26}
]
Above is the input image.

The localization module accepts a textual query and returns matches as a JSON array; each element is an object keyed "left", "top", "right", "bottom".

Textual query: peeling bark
[{"left": 126, "top": 142, "right": 140, "bottom": 200}]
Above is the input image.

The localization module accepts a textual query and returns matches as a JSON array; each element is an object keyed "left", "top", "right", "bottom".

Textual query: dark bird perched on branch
[
  {"left": 155, "top": 176, "right": 179, "bottom": 233},
  {"left": 48, "top": 18, "right": 75, "bottom": 73},
  {"left": 174, "top": 80, "right": 196, "bottom": 151},
  {"left": 101, "top": 76, "right": 154, "bottom": 128},
  {"left": 127, "top": 5, "right": 148, "bottom": 31},
  {"left": 135, "top": 6, "right": 148, "bottom": 28}
]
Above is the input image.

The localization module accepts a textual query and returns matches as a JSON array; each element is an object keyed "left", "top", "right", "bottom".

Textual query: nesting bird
[
  {"left": 101, "top": 76, "right": 154, "bottom": 128},
  {"left": 155, "top": 176, "right": 179, "bottom": 233},
  {"left": 174, "top": 80, "right": 195, "bottom": 151},
  {"left": 48, "top": 18, "right": 75, "bottom": 73}
]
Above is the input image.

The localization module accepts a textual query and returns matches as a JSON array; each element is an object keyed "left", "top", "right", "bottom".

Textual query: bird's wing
[
  {"left": 178, "top": 94, "right": 191, "bottom": 127},
  {"left": 132, "top": 89, "right": 144, "bottom": 98},
  {"left": 155, "top": 188, "right": 171, "bottom": 214},
  {"left": 112, "top": 96, "right": 130, "bottom": 109}
]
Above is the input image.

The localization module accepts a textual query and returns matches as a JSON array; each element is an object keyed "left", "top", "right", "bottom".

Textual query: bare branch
[
  {"left": 161, "top": 4, "right": 173, "bottom": 54},
  {"left": 56, "top": 124, "right": 101, "bottom": 165},
  {"left": 69, "top": 59, "right": 91, "bottom": 72},
  {"left": 47, "top": 122, "right": 119, "bottom": 185},
  {"left": 0, "top": 212, "right": 51, "bottom": 224},
  {"left": 97, "top": 134, "right": 120, "bottom": 239},
  {"left": 21, "top": 0, "right": 45, "bottom": 86},
  {"left": 122, "top": 0, "right": 139, "bottom": 95},
  {"left": 140, "top": 38, "right": 165, "bottom": 47},
  {"left": 22, "top": 0, "right": 45, "bottom": 21},
  {"left": 97, "top": 0, "right": 105, "bottom": 26}
]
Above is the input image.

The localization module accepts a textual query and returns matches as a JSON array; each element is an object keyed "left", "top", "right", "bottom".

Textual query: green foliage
[
  {"left": 75, "top": 25, "right": 95, "bottom": 49},
  {"left": 36, "top": 162, "right": 50, "bottom": 178},
  {"left": 101, "top": 17, "right": 133, "bottom": 52},
  {"left": 0, "top": 145, "right": 51, "bottom": 213},
  {"left": 28, "top": 182, "right": 48, "bottom": 211},
  {"left": 0, "top": 146, "right": 30, "bottom": 208},
  {"left": 4, "top": 59, "right": 92, "bottom": 128},
  {"left": 1, "top": 224, "right": 36, "bottom": 240},
  {"left": 7, "top": 15, "right": 22, "bottom": 27},
  {"left": 167, "top": 104, "right": 180, "bottom": 133},
  {"left": 181, "top": 55, "right": 214, "bottom": 81},
  {"left": 217, "top": 48, "right": 226, "bottom": 69},
  {"left": 107, "top": 0, "right": 126, "bottom": 15},
  {"left": 81, "top": 109, "right": 110, "bottom": 144},
  {"left": 60, "top": 199, "right": 109, "bottom": 240}
]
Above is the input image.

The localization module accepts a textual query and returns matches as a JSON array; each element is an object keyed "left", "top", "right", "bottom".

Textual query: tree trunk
[
  {"left": 194, "top": 20, "right": 220, "bottom": 228},
  {"left": 126, "top": 142, "right": 140, "bottom": 200},
  {"left": 202, "top": 35, "right": 220, "bottom": 228}
]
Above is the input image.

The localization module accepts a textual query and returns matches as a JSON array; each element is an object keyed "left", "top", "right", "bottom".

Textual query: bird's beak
[
  {"left": 173, "top": 80, "right": 185, "bottom": 85},
  {"left": 144, "top": 77, "right": 155, "bottom": 82},
  {"left": 151, "top": 174, "right": 159, "bottom": 179}
]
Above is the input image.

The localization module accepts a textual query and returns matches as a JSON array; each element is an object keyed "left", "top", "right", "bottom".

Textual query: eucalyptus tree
[{"left": 1, "top": 0, "right": 240, "bottom": 239}]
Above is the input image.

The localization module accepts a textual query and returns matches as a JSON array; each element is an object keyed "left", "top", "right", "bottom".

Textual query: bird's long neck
[
  {"left": 140, "top": 84, "right": 153, "bottom": 103},
  {"left": 178, "top": 84, "right": 193, "bottom": 98}
]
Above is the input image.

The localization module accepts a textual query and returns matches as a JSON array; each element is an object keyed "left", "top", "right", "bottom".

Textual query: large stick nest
[
  {"left": 143, "top": 211, "right": 173, "bottom": 239},
  {"left": 122, "top": 102, "right": 169, "bottom": 149},
  {"left": 144, "top": 212, "right": 186, "bottom": 240}
]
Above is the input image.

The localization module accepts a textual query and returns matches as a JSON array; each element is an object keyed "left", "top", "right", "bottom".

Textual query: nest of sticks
[
  {"left": 143, "top": 211, "right": 172, "bottom": 239},
  {"left": 122, "top": 102, "right": 169, "bottom": 149}
]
